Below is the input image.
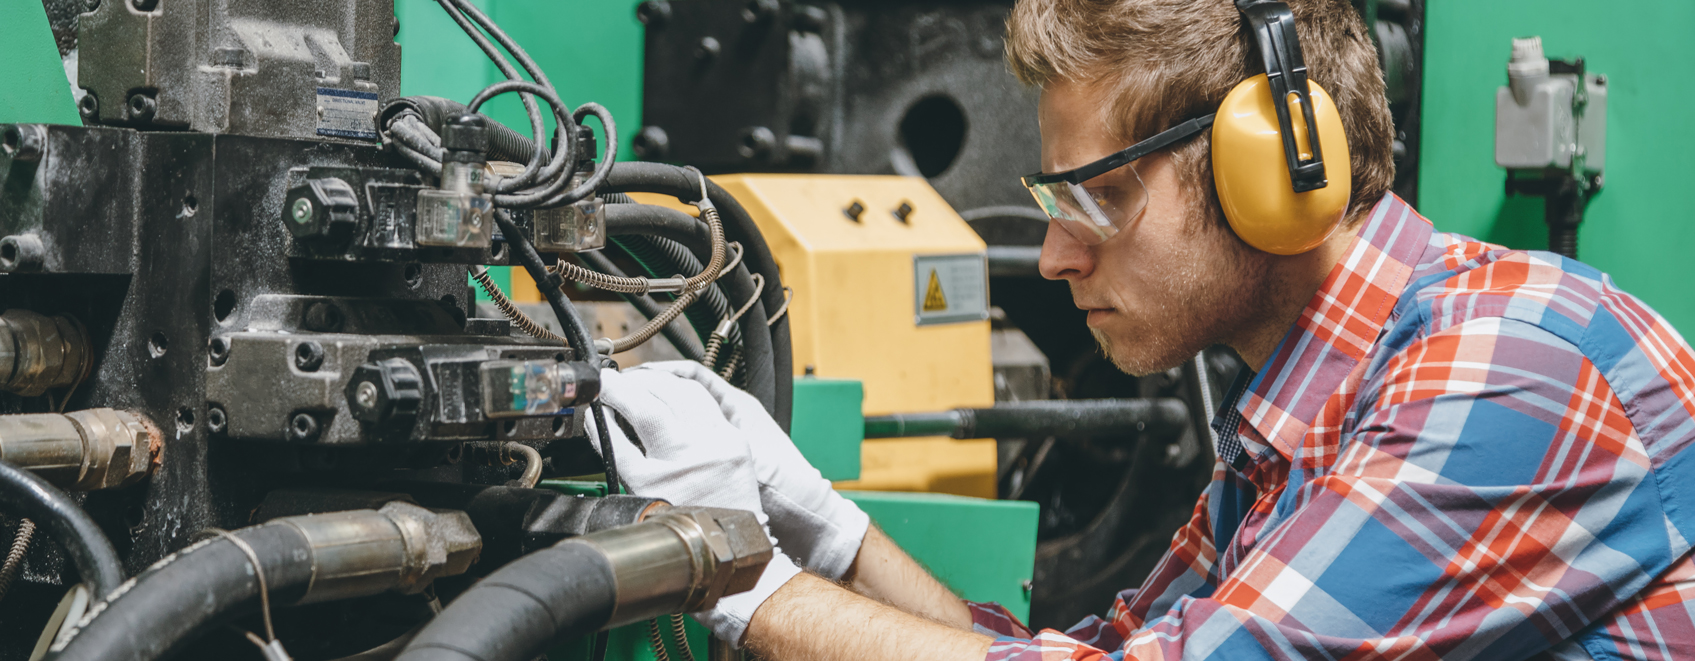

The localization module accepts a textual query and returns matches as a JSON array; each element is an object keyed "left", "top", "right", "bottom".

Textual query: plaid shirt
[{"left": 975, "top": 194, "right": 1695, "bottom": 660}]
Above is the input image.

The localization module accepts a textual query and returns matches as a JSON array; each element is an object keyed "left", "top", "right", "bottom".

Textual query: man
[{"left": 591, "top": 0, "right": 1695, "bottom": 659}]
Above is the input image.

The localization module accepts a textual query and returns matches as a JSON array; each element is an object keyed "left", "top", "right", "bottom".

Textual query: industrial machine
[{"left": 21, "top": 0, "right": 1655, "bottom": 659}]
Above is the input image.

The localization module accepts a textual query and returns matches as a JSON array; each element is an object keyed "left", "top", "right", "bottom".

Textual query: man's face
[{"left": 1036, "top": 80, "right": 1269, "bottom": 376}]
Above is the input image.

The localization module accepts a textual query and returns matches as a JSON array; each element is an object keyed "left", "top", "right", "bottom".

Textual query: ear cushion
[{"left": 1212, "top": 75, "right": 1352, "bottom": 255}]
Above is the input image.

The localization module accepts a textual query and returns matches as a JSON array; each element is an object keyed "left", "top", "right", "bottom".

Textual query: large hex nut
[
  {"left": 380, "top": 500, "right": 482, "bottom": 593},
  {"left": 65, "top": 408, "right": 160, "bottom": 490}
]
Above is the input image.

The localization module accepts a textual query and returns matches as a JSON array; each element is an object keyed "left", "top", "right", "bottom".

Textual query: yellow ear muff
[{"left": 1212, "top": 74, "right": 1352, "bottom": 255}]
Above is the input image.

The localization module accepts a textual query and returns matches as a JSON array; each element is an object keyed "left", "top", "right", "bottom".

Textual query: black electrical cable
[
  {"left": 0, "top": 460, "right": 122, "bottom": 600},
  {"left": 613, "top": 236, "right": 737, "bottom": 347},
  {"left": 603, "top": 164, "right": 793, "bottom": 430},
  {"left": 494, "top": 210, "right": 621, "bottom": 494},
  {"left": 45, "top": 524, "right": 316, "bottom": 661},
  {"left": 430, "top": 0, "right": 554, "bottom": 192},
  {"left": 577, "top": 250, "right": 707, "bottom": 362}
]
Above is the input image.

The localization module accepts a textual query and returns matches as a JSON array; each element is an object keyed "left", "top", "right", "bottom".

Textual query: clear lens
[{"left": 1026, "top": 162, "right": 1149, "bottom": 246}]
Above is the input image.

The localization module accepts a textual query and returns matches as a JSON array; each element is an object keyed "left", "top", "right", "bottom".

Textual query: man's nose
[{"left": 1038, "top": 220, "right": 1093, "bottom": 282}]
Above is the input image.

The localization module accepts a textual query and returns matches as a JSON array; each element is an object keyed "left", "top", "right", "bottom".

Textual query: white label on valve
[
  {"left": 913, "top": 253, "right": 989, "bottom": 326},
  {"left": 315, "top": 88, "right": 379, "bottom": 140}
]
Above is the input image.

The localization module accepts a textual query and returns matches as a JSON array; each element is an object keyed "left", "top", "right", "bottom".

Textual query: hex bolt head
[
  {"left": 632, "top": 126, "right": 670, "bottom": 161},
  {"left": 737, "top": 126, "right": 776, "bottom": 162},
  {"left": 892, "top": 201, "right": 914, "bottom": 224},
  {"left": 294, "top": 341, "right": 325, "bottom": 372},
  {"left": 303, "top": 301, "right": 344, "bottom": 332},
  {"left": 78, "top": 92, "right": 99, "bottom": 119},
  {"left": 287, "top": 413, "right": 320, "bottom": 441},
  {"left": 207, "top": 337, "right": 230, "bottom": 366},
  {"left": 131, "top": 0, "right": 159, "bottom": 11},
  {"left": 843, "top": 200, "right": 865, "bottom": 222},
  {"left": 290, "top": 197, "right": 315, "bottom": 225},
  {"left": 207, "top": 406, "right": 227, "bottom": 434},
  {"left": 694, "top": 36, "right": 721, "bottom": 61}
]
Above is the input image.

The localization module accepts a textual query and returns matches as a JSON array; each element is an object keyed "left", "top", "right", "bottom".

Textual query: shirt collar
[{"left": 1227, "top": 193, "right": 1433, "bottom": 463}]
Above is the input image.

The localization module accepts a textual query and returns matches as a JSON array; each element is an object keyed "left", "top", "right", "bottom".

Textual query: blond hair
[{"left": 1006, "top": 0, "right": 1395, "bottom": 223}]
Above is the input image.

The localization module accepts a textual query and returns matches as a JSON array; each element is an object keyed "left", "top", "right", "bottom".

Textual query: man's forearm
[
  {"left": 840, "top": 524, "right": 974, "bottom": 629},
  {"left": 746, "top": 572, "right": 993, "bottom": 661}
]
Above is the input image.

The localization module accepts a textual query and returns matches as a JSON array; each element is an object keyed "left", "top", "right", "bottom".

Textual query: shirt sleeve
[{"left": 989, "top": 317, "right": 1689, "bottom": 660}]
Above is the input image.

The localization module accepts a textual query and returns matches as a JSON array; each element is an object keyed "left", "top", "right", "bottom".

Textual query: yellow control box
[{"left": 711, "top": 174, "right": 996, "bottom": 497}]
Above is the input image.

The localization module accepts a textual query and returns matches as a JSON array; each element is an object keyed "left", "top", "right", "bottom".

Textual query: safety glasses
[{"left": 1022, "top": 114, "right": 1216, "bottom": 245}]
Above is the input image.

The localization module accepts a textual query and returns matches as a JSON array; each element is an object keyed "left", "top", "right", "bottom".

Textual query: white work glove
[
  {"left": 634, "top": 361, "right": 870, "bottom": 582},
  {"left": 587, "top": 368, "right": 802, "bottom": 646}
]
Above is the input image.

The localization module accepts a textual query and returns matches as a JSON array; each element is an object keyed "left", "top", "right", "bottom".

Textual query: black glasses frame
[{"left": 1020, "top": 114, "right": 1216, "bottom": 187}]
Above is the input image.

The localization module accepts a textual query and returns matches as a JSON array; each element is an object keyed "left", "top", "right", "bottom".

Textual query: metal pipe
[
  {"left": 864, "top": 398, "right": 1190, "bottom": 440},
  {"left": 0, "top": 409, "right": 160, "bottom": 491},
  {"left": 0, "top": 310, "right": 92, "bottom": 397},
  {"left": 397, "top": 506, "right": 773, "bottom": 661}
]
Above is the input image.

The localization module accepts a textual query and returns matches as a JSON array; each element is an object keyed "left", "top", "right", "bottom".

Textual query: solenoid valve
[{"left": 416, "top": 114, "right": 495, "bottom": 249}]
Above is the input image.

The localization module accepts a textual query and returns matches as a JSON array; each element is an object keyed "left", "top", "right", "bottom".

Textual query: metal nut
[
  {"left": 380, "top": 501, "right": 482, "bottom": 593},
  {"left": 64, "top": 408, "right": 160, "bottom": 491},
  {"left": 294, "top": 341, "right": 325, "bottom": 372}
]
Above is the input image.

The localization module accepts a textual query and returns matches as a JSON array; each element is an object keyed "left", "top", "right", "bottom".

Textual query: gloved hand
[
  {"left": 634, "top": 361, "right": 870, "bottom": 582},
  {"left": 588, "top": 367, "right": 802, "bottom": 645}
]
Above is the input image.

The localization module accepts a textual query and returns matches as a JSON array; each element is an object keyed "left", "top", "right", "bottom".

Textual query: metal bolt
[
  {"left": 131, "top": 0, "right": 159, "bottom": 10},
  {"left": 637, "top": 0, "right": 672, "bottom": 26},
  {"left": 738, "top": 126, "right": 776, "bottom": 162},
  {"left": 294, "top": 341, "right": 325, "bottom": 372},
  {"left": 354, "top": 381, "right": 379, "bottom": 410},
  {"left": 207, "top": 406, "right": 227, "bottom": 434},
  {"left": 892, "top": 201, "right": 914, "bottom": 224},
  {"left": 303, "top": 300, "right": 344, "bottom": 332},
  {"left": 694, "top": 36, "right": 721, "bottom": 61},
  {"left": 290, "top": 197, "right": 315, "bottom": 225},
  {"left": 207, "top": 337, "right": 230, "bottom": 366},
  {"left": 288, "top": 413, "right": 320, "bottom": 441},
  {"left": 127, "top": 93, "right": 156, "bottom": 122},
  {"left": 78, "top": 92, "right": 99, "bottom": 119},
  {"left": 843, "top": 201, "right": 865, "bottom": 222},
  {"left": 632, "top": 126, "right": 670, "bottom": 161}
]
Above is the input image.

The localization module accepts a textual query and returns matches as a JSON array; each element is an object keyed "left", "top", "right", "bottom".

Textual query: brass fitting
[
  {"left": 578, "top": 506, "right": 773, "bottom": 628},
  {"left": 0, "top": 409, "right": 160, "bottom": 491},
  {"left": 0, "top": 310, "right": 91, "bottom": 397}
]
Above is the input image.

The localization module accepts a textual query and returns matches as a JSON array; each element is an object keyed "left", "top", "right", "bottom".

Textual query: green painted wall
[
  {"left": 0, "top": 0, "right": 80, "bottom": 124},
  {"left": 1420, "top": 1, "right": 1695, "bottom": 332}
]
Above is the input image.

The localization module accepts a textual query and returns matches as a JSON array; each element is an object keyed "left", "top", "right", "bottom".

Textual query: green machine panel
[
  {"left": 1419, "top": 1, "right": 1695, "bottom": 332},
  {"left": 0, "top": 0, "right": 81, "bottom": 124}
]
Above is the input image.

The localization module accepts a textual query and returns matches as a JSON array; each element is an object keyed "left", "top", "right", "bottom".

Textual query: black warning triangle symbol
[{"left": 922, "top": 269, "right": 948, "bottom": 312}]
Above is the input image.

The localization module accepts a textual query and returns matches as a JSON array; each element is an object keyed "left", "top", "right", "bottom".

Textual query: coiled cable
[
  {"left": 471, "top": 266, "right": 568, "bottom": 345},
  {"left": 0, "top": 517, "right": 34, "bottom": 605}
]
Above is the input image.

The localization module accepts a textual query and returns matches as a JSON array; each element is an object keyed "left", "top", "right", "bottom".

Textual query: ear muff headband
[{"left": 1214, "top": 0, "right": 1352, "bottom": 255}]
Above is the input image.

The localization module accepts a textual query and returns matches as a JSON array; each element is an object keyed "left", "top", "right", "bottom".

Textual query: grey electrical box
[{"left": 1495, "top": 37, "right": 1607, "bottom": 173}]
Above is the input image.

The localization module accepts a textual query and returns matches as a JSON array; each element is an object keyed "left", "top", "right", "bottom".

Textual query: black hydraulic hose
[
  {"left": 495, "top": 210, "right": 621, "bottom": 494},
  {"left": 600, "top": 163, "right": 793, "bottom": 431},
  {"left": 396, "top": 541, "right": 618, "bottom": 661},
  {"left": 602, "top": 203, "right": 771, "bottom": 393},
  {"left": 46, "top": 524, "right": 315, "bottom": 661},
  {"left": 0, "top": 460, "right": 122, "bottom": 600},
  {"left": 577, "top": 250, "right": 707, "bottom": 362}
]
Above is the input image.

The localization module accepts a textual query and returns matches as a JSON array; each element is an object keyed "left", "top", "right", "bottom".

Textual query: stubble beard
[{"left": 1089, "top": 203, "right": 1269, "bottom": 377}]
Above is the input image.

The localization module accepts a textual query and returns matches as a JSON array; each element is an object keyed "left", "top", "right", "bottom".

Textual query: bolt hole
[
  {"left": 1, "top": 127, "right": 18, "bottom": 155},
  {"left": 403, "top": 263, "right": 423, "bottom": 288},
  {"left": 182, "top": 194, "right": 198, "bottom": 216},
  {"left": 896, "top": 95, "right": 968, "bottom": 179},
  {"left": 502, "top": 420, "right": 518, "bottom": 436},
  {"left": 78, "top": 94, "right": 98, "bottom": 116},
  {"left": 554, "top": 352, "right": 567, "bottom": 362},
  {"left": 208, "top": 337, "right": 230, "bottom": 365},
  {"left": 551, "top": 416, "right": 567, "bottom": 436},
  {"left": 446, "top": 443, "right": 464, "bottom": 464},
  {"left": 207, "top": 407, "right": 227, "bottom": 433},
  {"left": 0, "top": 241, "right": 17, "bottom": 267},
  {"left": 148, "top": 332, "right": 168, "bottom": 358},
  {"left": 176, "top": 407, "right": 195, "bottom": 433},
  {"left": 213, "top": 289, "right": 236, "bottom": 322}
]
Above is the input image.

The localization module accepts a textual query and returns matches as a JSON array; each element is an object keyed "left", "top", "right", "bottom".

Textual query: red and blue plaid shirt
[{"left": 974, "top": 194, "right": 1695, "bottom": 660}]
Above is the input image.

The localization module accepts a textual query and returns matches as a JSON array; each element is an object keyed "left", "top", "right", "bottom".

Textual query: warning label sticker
[
  {"left": 913, "top": 253, "right": 988, "bottom": 326},
  {"left": 315, "top": 88, "right": 379, "bottom": 140}
]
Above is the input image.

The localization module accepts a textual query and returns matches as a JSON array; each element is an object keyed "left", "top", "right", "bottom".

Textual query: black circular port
[
  {"left": 897, "top": 95, "right": 968, "bottom": 178},
  {"left": 551, "top": 416, "right": 567, "bottom": 436},
  {"left": 1, "top": 241, "right": 17, "bottom": 267},
  {"left": 208, "top": 337, "right": 230, "bottom": 366},
  {"left": 213, "top": 289, "right": 236, "bottom": 322},
  {"left": 288, "top": 413, "right": 320, "bottom": 441},
  {"left": 403, "top": 263, "right": 424, "bottom": 289},
  {"left": 182, "top": 193, "right": 198, "bottom": 216},
  {"left": 176, "top": 407, "right": 195, "bottom": 433},
  {"left": 148, "top": 332, "right": 168, "bottom": 359},
  {"left": 207, "top": 407, "right": 227, "bottom": 434},
  {"left": 502, "top": 420, "right": 518, "bottom": 436},
  {"left": 294, "top": 341, "right": 325, "bottom": 372},
  {"left": 1, "top": 127, "right": 18, "bottom": 156}
]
